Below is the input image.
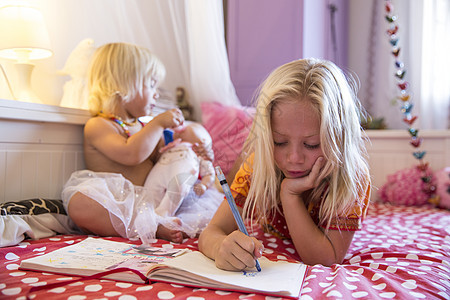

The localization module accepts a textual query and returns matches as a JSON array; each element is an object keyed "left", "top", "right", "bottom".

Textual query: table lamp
[{"left": 0, "top": 4, "right": 53, "bottom": 103}]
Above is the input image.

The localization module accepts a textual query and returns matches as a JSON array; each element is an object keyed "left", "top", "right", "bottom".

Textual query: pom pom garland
[
  {"left": 384, "top": 0, "right": 423, "bottom": 161},
  {"left": 383, "top": 0, "right": 437, "bottom": 203}
]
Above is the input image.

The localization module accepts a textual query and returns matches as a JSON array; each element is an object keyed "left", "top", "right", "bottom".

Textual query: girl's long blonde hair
[
  {"left": 87, "top": 42, "right": 166, "bottom": 116},
  {"left": 242, "top": 58, "right": 370, "bottom": 230}
]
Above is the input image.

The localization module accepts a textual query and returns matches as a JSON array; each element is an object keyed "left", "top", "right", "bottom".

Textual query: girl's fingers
[
  {"left": 253, "top": 238, "right": 264, "bottom": 258},
  {"left": 311, "top": 157, "right": 323, "bottom": 177},
  {"left": 233, "top": 233, "right": 261, "bottom": 269},
  {"left": 216, "top": 254, "right": 247, "bottom": 271},
  {"left": 282, "top": 156, "right": 325, "bottom": 195},
  {"left": 216, "top": 231, "right": 260, "bottom": 271},
  {"left": 308, "top": 157, "right": 324, "bottom": 187},
  {"left": 313, "top": 156, "right": 326, "bottom": 185}
]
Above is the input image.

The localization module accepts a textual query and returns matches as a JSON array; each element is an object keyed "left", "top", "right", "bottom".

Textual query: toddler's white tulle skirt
[{"left": 61, "top": 170, "right": 223, "bottom": 244}]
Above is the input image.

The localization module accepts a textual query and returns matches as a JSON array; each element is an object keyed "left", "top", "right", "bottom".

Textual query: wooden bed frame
[{"left": 1, "top": 98, "right": 449, "bottom": 203}]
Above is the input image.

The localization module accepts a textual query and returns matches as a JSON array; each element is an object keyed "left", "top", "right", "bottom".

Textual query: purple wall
[{"left": 227, "top": 0, "right": 349, "bottom": 106}]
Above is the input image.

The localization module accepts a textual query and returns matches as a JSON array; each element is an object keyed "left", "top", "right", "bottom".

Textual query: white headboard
[
  {"left": 1, "top": 98, "right": 449, "bottom": 203},
  {"left": 0, "top": 99, "right": 88, "bottom": 202}
]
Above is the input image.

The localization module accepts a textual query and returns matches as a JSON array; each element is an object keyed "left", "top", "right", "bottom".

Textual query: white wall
[{"left": 0, "top": 0, "right": 184, "bottom": 106}]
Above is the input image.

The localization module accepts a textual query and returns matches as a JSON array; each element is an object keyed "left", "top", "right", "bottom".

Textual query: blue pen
[
  {"left": 163, "top": 129, "right": 174, "bottom": 145},
  {"left": 215, "top": 166, "right": 262, "bottom": 272}
]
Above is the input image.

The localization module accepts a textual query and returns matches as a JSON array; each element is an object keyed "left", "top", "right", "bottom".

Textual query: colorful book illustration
[{"left": 19, "top": 237, "right": 306, "bottom": 298}]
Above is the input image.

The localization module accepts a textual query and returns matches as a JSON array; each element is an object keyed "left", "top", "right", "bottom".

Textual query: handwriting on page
[{"left": 242, "top": 270, "right": 258, "bottom": 277}]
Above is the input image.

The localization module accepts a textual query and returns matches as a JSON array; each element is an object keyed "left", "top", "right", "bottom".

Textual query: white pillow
[{"left": 59, "top": 38, "right": 96, "bottom": 110}]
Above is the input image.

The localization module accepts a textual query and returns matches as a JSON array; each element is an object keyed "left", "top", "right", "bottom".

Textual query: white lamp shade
[{"left": 0, "top": 4, "right": 53, "bottom": 61}]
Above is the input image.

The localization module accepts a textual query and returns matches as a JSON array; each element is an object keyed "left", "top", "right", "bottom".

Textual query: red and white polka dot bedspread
[{"left": 1, "top": 203, "right": 449, "bottom": 300}]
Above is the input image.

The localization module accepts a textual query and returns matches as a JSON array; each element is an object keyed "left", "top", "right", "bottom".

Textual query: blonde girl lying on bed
[
  {"left": 62, "top": 42, "right": 221, "bottom": 244},
  {"left": 199, "top": 58, "right": 371, "bottom": 269}
]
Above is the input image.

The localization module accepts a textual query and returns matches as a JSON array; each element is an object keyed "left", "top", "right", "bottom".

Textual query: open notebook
[{"left": 20, "top": 237, "right": 307, "bottom": 298}]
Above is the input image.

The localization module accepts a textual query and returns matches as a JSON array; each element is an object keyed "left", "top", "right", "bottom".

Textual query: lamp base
[{"left": 14, "top": 63, "right": 43, "bottom": 104}]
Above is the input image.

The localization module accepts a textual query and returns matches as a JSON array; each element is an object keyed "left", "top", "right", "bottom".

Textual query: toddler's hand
[
  {"left": 159, "top": 138, "right": 182, "bottom": 153},
  {"left": 281, "top": 157, "right": 325, "bottom": 196},
  {"left": 153, "top": 108, "right": 185, "bottom": 129}
]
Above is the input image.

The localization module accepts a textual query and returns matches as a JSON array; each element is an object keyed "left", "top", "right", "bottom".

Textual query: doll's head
[
  {"left": 87, "top": 42, "right": 166, "bottom": 116},
  {"left": 174, "top": 121, "right": 212, "bottom": 147}
]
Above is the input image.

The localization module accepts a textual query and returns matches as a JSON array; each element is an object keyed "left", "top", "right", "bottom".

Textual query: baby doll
[{"left": 143, "top": 122, "right": 218, "bottom": 237}]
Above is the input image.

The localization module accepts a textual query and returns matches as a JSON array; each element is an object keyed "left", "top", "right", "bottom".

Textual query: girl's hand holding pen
[
  {"left": 213, "top": 166, "right": 263, "bottom": 272},
  {"left": 214, "top": 231, "right": 264, "bottom": 272}
]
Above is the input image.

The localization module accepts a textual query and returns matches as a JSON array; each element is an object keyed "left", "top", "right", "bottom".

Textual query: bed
[
  {"left": 1, "top": 99, "right": 450, "bottom": 299},
  {"left": 1, "top": 202, "right": 449, "bottom": 299}
]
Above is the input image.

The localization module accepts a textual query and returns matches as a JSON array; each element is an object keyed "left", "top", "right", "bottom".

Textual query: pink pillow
[{"left": 201, "top": 102, "right": 255, "bottom": 175}]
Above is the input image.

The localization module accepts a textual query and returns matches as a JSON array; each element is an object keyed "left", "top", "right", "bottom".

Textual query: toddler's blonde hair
[{"left": 87, "top": 42, "right": 166, "bottom": 116}]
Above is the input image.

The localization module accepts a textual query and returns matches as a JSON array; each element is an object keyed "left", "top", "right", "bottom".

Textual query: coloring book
[{"left": 19, "top": 237, "right": 307, "bottom": 298}]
